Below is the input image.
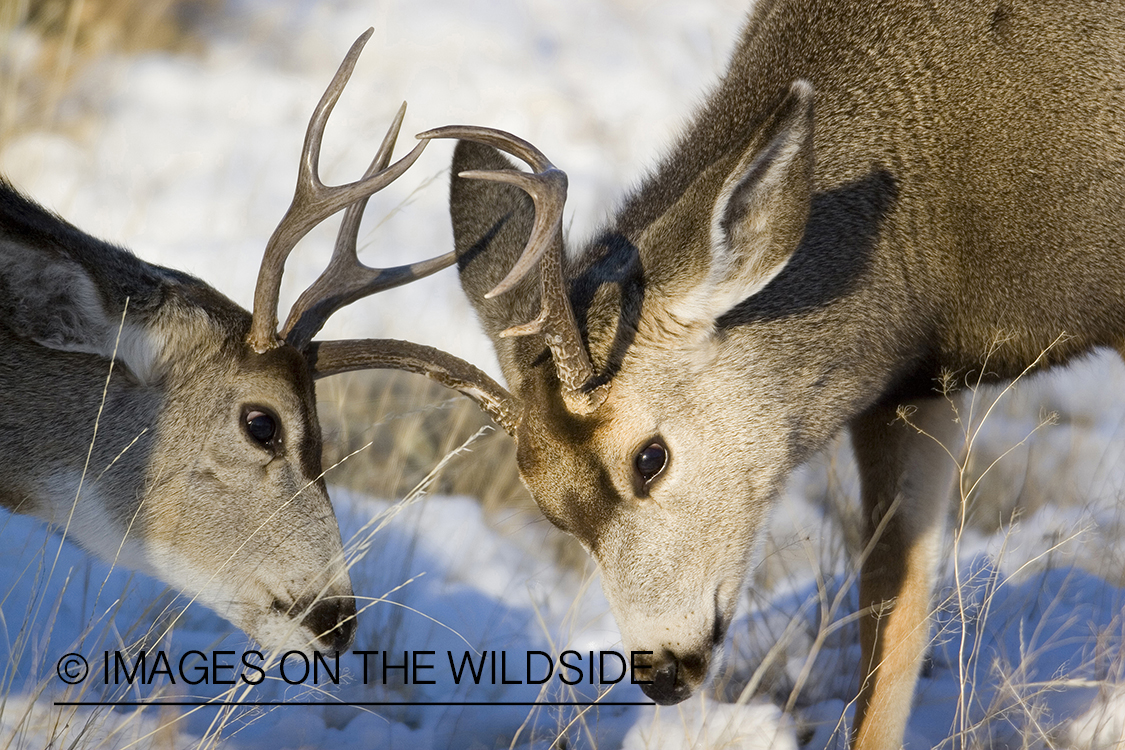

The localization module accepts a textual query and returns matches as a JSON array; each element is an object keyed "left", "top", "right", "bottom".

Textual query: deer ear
[
  {"left": 449, "top": 139, "right": 542, "bottom": 385},
  {"left": 0, "top": 243, "right": 159, "bottom": 382},
  {"left": 684, "top": 80, "right": 814, "bottom": 326}
]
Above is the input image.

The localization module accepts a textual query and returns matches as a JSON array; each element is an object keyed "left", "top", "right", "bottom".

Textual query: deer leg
[{"left": 848, "top": 396, "right": 962, "bottom": 750}]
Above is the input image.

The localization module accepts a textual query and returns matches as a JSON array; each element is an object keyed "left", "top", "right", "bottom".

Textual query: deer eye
[
  {"left": 634, "top": 440, "right": 669, "bottom": 488},
  {"left": 243, "top": 408, "right": 279, "bottom": 448}
]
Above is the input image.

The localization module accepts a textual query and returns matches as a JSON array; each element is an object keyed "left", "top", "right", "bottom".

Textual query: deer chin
[
  {"left": 443, "top": 2, "right": 1125, "bottom": 746},
  {"left": 0, "top": 28, "right": 510, "bottom": 687}
]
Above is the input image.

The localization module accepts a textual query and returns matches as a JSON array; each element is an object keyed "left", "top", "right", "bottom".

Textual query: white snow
[{"left": 2, "top": 1, "right": 1124, "bottom": 748}]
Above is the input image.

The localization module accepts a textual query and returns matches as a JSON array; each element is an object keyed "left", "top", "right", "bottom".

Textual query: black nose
[
  {"left": 301, "top": 596, "right": 357, "bottom": 651},
  {"left": 639, "top": 657, "right": 693, "bottom": 705}
]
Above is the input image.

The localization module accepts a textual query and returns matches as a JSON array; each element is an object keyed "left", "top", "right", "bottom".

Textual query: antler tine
[
  {"left": 418, "top": 126, "right": 557, "bottom": 299},
  {"left": 418, "top": 125, "right": 554, "bottom": 172},
  {"left": 248, "top": 29, "right": 429, "bottom": 353},
  {"left": 461, "top": 168, "right": 564, "bottom": 301},
  {"left": 308, "top": 339, "right": 519, "bottom": 436},
  {"left": 281, "top": 103, "right": 456, "bottom": 352},
  {"left": 418, "top": 126, "right": 606, "bottom": 411}
]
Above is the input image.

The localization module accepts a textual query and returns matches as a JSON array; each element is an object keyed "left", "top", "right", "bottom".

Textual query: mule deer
[
  {"left": 0, "top": 30, "right": 470, "bottom": 654},
  {"left": 402, "top": 0, "right": 1125, "bottom": 745}
]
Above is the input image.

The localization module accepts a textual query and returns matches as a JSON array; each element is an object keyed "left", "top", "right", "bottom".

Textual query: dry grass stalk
[{"left": 0, "top": 0, "right": 219, "bottom": 143}]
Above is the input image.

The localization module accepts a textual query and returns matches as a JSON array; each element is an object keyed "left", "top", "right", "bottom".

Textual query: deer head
[
  {"left": 419, "top": 85, "right": 815, "bottom": 702},
  {"left": 0, "top": 30, "right": 514, "bottom": 655}
]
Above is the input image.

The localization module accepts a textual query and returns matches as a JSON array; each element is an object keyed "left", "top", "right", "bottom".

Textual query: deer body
[{"left": 438, "top": 0, "right": 1125, "bottom": 746}]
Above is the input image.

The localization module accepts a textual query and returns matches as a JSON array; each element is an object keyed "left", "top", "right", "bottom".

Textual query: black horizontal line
[{"left": 54, "top": 701, "right": 654, "bottom": 707}]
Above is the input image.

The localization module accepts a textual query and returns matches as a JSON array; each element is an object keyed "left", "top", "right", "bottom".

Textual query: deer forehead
[
  {"left": 163, "top": 344, "right": 313, "bottom": 417},
  {"left": 233, "top": 352, "right": 316, "bottom": 409},
  {"left": 609, "top": 334, "right": 728, "bottom": 409}
]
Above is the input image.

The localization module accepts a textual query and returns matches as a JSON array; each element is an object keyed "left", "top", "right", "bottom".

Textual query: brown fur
[{"left": 448, "top": 0, "right": 1124, "bottom": 746}]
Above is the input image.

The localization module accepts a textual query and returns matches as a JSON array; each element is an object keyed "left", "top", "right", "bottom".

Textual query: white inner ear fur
[
  {"left": 705, "top": 132, "right": 800, "bottom": 311},
  {"left": 0, "top": 242, "right": 163, "bottom": 384},
  {"left": 108, "top": 322, "right": 163, "bottom": 386},
  {"left": 665, "top": 80, "right": 814, "bottom": 334},
  {"left": 35, "top": 275, "right": 164, "bottom": 386}
]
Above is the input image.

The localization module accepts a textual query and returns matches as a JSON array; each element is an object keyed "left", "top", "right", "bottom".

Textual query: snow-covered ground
[{"left": 1, "top": 1, "right": 1124, "bottom": 748}]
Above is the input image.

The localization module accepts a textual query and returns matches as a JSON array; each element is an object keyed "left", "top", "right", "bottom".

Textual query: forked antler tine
[
  {"left": 248, "top": 28, "right": 429, "bottom": 353},
  {"left": 417, "top": 126, "right": 605, "bottom": 409},
  {"left": 280, "top": 103, "right": 456, "bottom": 351},
  {"left": 307, "top": 339, "right": 519, "bottom": 435},
  {"left": 417, "top": 126, "right": 563, "bottom": 298},
  {"left": 333, "top": 100, "right": 411, "bottom": 268},
  {"left": 457, "top": 168, "right": 566, "bottom": 300}
]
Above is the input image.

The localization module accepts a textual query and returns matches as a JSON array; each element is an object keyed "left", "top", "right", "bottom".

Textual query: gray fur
[{"left": 0, "top": 180, "right": 356, "bottom": 654}]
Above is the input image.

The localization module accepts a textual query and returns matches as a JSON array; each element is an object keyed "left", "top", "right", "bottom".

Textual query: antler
[
  {"left": 307, "top": 339, "right": 518, "bottom": 436},
  {"left": 241, "top": 30, "right": 521, "bottom": 435},
  {"left": 280, "top": 102, "right": 457, "bottom": 351},
  {"left": 297, "top": 194, "right": 519, "bottom": 432},
  {"left": 249, "top": 28, "right": 452, "bottom": 353},
  {"left": 416, "top": 126, "right": 608, "bottom": 414}
]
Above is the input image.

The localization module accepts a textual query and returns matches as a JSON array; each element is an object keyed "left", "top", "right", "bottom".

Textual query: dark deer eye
[
  {"left": 243, "top": 409, "right": 279, "bottom": 448},
  {"left": 634, "top": 440, "right": 669, "bottom": 487}
]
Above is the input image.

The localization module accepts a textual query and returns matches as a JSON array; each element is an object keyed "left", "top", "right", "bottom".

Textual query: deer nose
[
  {"left": 301, "top": 596, "right": 357, "bottom": 651},
  {"left": 643, "top": 661, "right": 689, "bottom": 704},
  {"left": 637, "top": 649, "right": 708, "bottom": 705}
]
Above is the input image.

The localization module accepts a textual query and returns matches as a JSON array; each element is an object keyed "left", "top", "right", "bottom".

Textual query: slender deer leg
[{"left": 849, "top": 397, "right": 962, "bottom": 750}]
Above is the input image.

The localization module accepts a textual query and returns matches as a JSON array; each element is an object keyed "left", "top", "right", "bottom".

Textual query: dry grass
[
  {"left": 0, "top": 0, "right": 220, "bottom": 143},
  {"left": 0, "top": 0, "right": 540, "bottom": 547},
  {"left": 316, "top": 370, "right": 525, "bottom": 512},
  {"left": 314, "top": 370, "right": 595, "bottom": 572},
  {"left": 4, "top": 8, "right": 1123, "bottom": 748},
  {"left": 19, "top": 0, "right": 216, "bottom": 55}
]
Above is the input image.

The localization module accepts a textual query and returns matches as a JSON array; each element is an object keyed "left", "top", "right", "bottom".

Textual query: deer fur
[
  {"left": 447, "top": 0, "right": 1125, "bottom": 745},
  {"left": 0, "top": 181, "right": 356, "bottom": 653}
]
